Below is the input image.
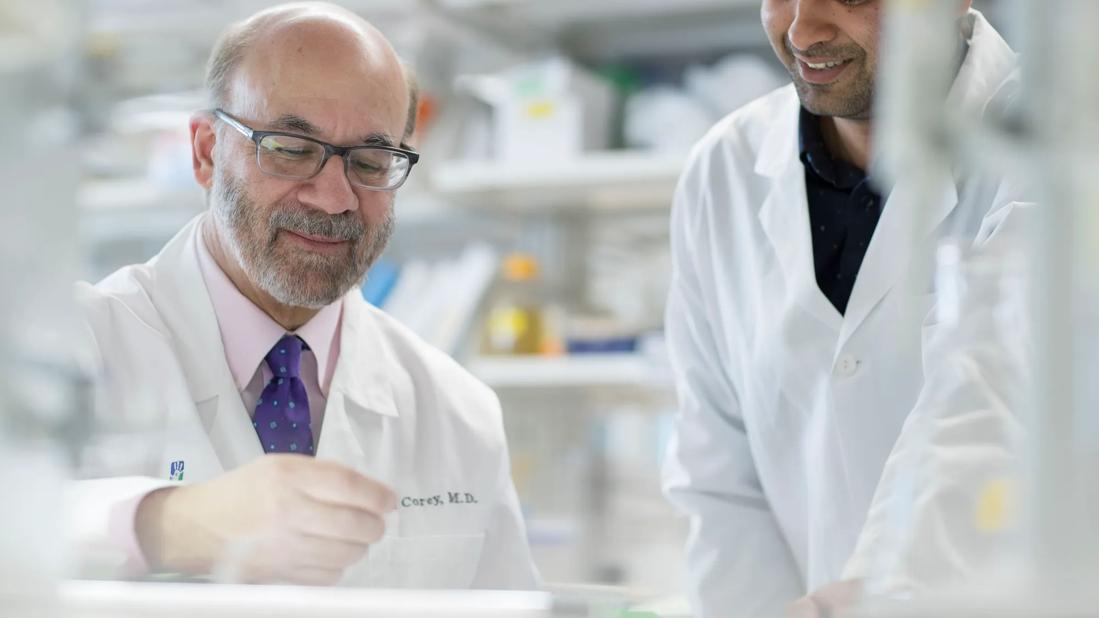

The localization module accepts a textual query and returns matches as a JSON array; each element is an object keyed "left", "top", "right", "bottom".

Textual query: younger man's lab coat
[
  {"left": 843, "top": 203, "right": 1034, "bottom": 595},
  {"left": 662, "top": 10, "right": 1026, "bottom": 616}
]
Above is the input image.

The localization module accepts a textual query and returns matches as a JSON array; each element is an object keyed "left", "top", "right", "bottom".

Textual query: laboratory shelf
[
  {"left": 434, "top": 0, "right": 766, "bottom": 61},
  {"left": 88, "top": 0, "right": 413, "bottom": 36},
  {"left": 430, "top": 151, "right": 687, "bottom": 212},
  {"left": 78, "top": 179, "right": 204, "bottom": 246},
  {"left": 467, "top": 353, "right": 672, "bottom": 390},
  {"left": 439, "top": 0, "right": 1008, "bottom": 28},
  {"left": 79, "top": 178, "right": 204, "bottom": 213},
  {"left": 437, "top": 0, "right": 756, "bottom": 24}
]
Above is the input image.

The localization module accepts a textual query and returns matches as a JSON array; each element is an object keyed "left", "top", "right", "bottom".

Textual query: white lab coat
[
  {"left": 69, "top": 215, "right": 538, "bottom": 590},
  {"left": 842, "top": 203, "right": 1034, "bottom": 595},
  {"left": 661, "top": 10, "right": 1023, "bottom": 616}
]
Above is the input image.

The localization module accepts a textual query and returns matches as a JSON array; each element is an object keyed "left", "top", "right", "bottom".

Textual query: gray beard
[{"left": 211, "top": 171, "right": 394, "bottom": 309}]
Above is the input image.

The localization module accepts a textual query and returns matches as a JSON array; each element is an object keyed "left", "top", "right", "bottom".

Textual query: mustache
[
  {"left": 267, "top": 204, "right": 366, "bottom": 242},
  {"left": 785, "top": 37, "right": 864, "bottom": 61}
]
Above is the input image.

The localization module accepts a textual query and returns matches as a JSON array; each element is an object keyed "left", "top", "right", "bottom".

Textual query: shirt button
[{"left": 835, "top": 354, "right": 860, "bottom": 378}]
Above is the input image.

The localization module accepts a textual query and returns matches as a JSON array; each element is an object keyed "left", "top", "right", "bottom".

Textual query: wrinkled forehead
[{"left": 228, "top": 15, "right": 410, "bottom": 142}]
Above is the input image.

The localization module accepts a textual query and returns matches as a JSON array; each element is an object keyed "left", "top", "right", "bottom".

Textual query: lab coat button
[{"left": 835, "top": 354, "right": 860, "bottom": 378}]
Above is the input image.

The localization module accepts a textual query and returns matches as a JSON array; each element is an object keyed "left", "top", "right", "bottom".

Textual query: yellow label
[
  {"left": 525, "top": 100, "right": 557, "bottom": 119},
  {"left": 488, "top": 308, "right": 530, "bottom": 336},
  {"left": 974, "top": 478, "right": 1017, "bottom": 533}
]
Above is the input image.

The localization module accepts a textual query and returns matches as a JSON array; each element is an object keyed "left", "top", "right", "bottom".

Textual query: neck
[
  {"left": 201, "top": 217, "right": 320, "bottom": 332},
  {"left": 821, "top": 116, "right": 873, "bottom": 173}
]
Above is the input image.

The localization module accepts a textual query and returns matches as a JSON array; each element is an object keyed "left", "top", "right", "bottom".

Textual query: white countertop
[{"left": 43, "top": 580, "right": 556, "bottom": 618}]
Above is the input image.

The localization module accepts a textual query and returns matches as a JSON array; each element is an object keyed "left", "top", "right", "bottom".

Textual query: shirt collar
[
  {"left": 196, "top": 228, "right": 342, "bottom": 396},
  {"left": 798, "top": 106, "right": 869, "bottom": 191}
]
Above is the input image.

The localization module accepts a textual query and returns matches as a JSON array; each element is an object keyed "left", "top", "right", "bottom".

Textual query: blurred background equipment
[
  {"left": 481, "top": 253, "right": 553, "bottom": 356},
  {"left": 455, "top": 57, "right": 615, "bottom": 162}
]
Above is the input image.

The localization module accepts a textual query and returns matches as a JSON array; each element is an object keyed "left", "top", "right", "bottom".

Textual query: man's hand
[
  {"left": 135, "top": 455, "right": 396, "bottom": 585},
  {"left": 786, "top": 580, "right": 864, "bottom": 618}
]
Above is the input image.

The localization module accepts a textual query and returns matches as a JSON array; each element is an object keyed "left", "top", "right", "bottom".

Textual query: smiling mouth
[
  {"left": 289, "top": 230, "right": 345, "bottom": 243},
  {"left": 802, "top": 58, "right": 848, "bottom": 70},
  {"left": 795, "top": 57, "right": 853, "bottom": 85}
]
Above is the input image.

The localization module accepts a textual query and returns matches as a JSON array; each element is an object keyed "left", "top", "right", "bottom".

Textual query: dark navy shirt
[{"left": 799, "top": 107, "right": 883, "bottom": 315}]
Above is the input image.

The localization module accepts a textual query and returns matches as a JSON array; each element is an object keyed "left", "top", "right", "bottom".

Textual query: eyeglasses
[{"left": 213, "top": 109, "right": 420, "bottom": 191}]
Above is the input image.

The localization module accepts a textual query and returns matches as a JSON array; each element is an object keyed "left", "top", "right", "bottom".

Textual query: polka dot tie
[{"left": 253, "top": 335, "right": 314, "bottom": 455}]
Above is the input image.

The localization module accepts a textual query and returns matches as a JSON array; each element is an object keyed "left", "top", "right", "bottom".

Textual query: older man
[{"left": 71, "top": 2, "right": 537, "bottom": 589}]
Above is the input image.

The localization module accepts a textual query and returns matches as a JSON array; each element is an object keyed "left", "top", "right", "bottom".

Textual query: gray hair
[{"left": 204, "top": 3, "right": 419, "bottom": 141}]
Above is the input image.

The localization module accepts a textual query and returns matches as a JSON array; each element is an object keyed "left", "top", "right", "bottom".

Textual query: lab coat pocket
[{"left": 364, "top": 533, "right": 486, "bottom": 589}]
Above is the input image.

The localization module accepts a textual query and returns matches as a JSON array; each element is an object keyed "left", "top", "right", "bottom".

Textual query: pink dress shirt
[{"left": 195, "top": 233, "right": 342, "bottom": 440}]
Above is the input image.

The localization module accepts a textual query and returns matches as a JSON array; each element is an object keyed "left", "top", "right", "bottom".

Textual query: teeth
[{"left": 806, "top": 60, "right": 845, "bottom": 70}]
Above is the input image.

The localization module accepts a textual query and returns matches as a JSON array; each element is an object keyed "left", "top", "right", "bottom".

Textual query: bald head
[{"left": 206, "top": 2, "right": 418, "bottom": 140}]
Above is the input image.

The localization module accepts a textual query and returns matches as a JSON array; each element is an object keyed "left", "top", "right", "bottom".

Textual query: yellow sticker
[
  {"left": 489, "top": 308, "right": 530, "bottom": 337},
  {"left": 525, "top": 101, "right": 557, "bottom": 119},
  {"left": 974, "top": 478, "right": 1017, "bottom": 533}
]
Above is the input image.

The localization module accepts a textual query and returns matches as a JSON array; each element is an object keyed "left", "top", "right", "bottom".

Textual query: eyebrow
[
  {"left": 362, "top": 133, "right": 396, "bottom": 148},
  {"left": 270, "top": 114, "right": 397, "bottom": 148},
  {"left": 271, "top": 114, "right": 318, "bottom": 135}
]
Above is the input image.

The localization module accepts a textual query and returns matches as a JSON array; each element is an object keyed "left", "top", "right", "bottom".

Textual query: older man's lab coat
[{"left": 70, "top": 215, "right": 538, "bottom": 590}]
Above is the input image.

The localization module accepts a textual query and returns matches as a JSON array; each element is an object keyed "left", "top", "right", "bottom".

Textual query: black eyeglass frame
[{"left": 212, "top": 108, "right": 420, "bottom": 191}]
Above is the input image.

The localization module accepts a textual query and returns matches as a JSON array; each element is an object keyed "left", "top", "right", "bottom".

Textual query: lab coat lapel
[
  {"left": 949, "top": 10, "right": 1019, "bottom": 113},
  {"left": 756, "top": 101, "right": 844, "bottom": 333},
  {"left": 836, "top": 170, "right": 958, "bottom": 351},
  {"left": 316, "top": 293, "right": 399, "bottom": 482},
  {"left": 836, "top": 9, "right": 1011, "bottom": 350},
  {"left": 149, "top": 215, "right": 263, "bottom": 472}
]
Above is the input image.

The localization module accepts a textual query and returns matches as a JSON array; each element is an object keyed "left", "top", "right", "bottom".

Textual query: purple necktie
[{"left": 252, "top": 335, "right": 315, "bottom": 455}]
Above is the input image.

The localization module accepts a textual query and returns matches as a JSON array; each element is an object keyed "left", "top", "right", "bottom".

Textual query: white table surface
[{"left": 48, "top": 580, "right": 557, "bottom": 618}]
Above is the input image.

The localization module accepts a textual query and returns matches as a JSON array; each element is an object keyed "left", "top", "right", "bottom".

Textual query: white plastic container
[{"left": 457, "top": 57, "right": 615, "bottom": 162}]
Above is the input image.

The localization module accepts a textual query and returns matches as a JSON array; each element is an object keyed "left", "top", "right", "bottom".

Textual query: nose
[
  {"left": 298, "top": 153, "right": 357, "bottom": 215},
  {"left": 788, "top": 0, "right": 838, "bottom": 55}
]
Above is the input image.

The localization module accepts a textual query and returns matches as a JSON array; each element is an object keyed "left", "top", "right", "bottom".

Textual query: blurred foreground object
[
  {"left": 0, "top": 0, "right": 83, "bottom": 615},
  {"left": 850, "top": 0, "right": 1099, "bottom": 614}
]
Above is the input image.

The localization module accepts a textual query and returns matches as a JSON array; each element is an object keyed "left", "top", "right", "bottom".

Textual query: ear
[{"left": 190, "top": 112, "right": 218, "bottom": 190}]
